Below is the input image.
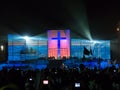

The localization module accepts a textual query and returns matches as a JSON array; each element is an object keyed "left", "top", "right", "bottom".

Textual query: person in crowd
[{"left": 0, "top": 64, "right": 120, "bottom": 90}]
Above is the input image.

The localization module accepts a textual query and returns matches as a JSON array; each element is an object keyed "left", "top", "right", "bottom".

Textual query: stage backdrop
[
  {"left": 71, "top": 39, "right": 110, "bottom": 60},
  {"left": 8, "top": 34, "right": 47, "bottom": 61},
  {"left": 8, "top": 33, "right": 110, "bottom": 61},
  {"left": 48, "top": 30, "right": 70, "bottom": 59}
]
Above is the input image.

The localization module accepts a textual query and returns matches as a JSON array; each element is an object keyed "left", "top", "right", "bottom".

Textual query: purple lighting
[
  {"left": 48, "top": 30, "right": 70, "bottom": 59},
  {"left": 51, "top": 31, "right": 66, "bottom": 57}
]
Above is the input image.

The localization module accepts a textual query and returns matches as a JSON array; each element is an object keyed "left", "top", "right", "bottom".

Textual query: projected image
[
  {"left": 48, "top": 30, "right": 70, "bottom": 59},
  {"left": 71, "top": 40, "right": 110, "bottom": 60},
  {"left": 8, "top": 34, "right": 47, "bottom": 61},
  {"left": 8, "top": 33, "right": 110, "bottom": 61}
]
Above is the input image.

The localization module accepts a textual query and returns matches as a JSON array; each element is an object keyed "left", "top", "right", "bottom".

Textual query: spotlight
[
  {"left": 0, "top": 45, "right": 4, "bottom": 51},
  {"left": 23, "top": 36, "right": 30, "bottom": 41}
]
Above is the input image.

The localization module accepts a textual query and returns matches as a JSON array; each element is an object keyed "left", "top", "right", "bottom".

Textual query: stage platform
[{"left": 0, "top": 59, "right": 119, "bottom": 70}]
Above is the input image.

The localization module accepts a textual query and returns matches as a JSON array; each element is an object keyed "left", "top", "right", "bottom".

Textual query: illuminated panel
[
  {"left": 48, "top": 30, "right": 70, "bottom": 59},
  {"left": 8, "top": 34, "right": 47, "bottom": 61},
  {"left": 48, "top": 40, "right": 58, "bottom": 59},
  {"left": 60, "top": 30, "right": 70, "bottom": 58},
  {"left": 71, "top": 39, "right": 110, "bottom": 60}
]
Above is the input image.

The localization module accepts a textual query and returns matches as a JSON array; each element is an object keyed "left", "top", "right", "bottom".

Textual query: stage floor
[{"left": 0, "top": 59, "right": 118, "bottom": 70}]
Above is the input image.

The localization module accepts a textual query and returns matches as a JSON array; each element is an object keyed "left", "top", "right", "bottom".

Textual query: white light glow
[
  {"left": 43, "top": 80, "right": 48, "bottom": 85},
  {"left": 23, "top": 36, "right": 30, "bottom": 41},
  {"left": 117, "top": 28, "right": 120, "bottom": 31},
  {"left": 1, "top": 45, "right": 4, "bottom": 51},
  {"left": 75, "top": 83, "right": 80, "bottom": 87},
  {"left": 90, "top": 40, "right": 101, "bottom": 45}
]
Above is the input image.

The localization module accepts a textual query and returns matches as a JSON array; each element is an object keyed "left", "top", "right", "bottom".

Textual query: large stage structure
[
  {"left": 8, "top": 30, "right": 110, "bottom": 62},
  {"left": 0, "top": 29, "right": 113, "bottom": 70}
]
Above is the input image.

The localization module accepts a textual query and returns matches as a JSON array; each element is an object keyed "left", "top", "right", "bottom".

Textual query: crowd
[{"left": 0, "top": 64, "right": 120, "bottom": 90}]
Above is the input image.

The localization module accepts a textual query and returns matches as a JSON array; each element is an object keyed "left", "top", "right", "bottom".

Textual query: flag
[
  {"left": 83, "top": 47, "right": 90, "bottom": 55},
  {"left": 90, "top": 46, "right": 93, "bottom": 55}
]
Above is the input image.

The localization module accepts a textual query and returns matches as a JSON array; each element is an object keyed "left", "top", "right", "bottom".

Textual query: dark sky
[
  {"left": 0, "top": 0, "right": 120, "bottom": 39},
  {"left": 85, "top": 0, "right": 120, "bottom": 39}
]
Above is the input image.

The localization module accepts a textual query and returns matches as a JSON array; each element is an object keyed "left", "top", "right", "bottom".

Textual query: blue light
[
  {"left": 71, "top": 40, "right": 110, "bottom": 60},
  {"left": 8, "top": 34, "right": 48, "bottom": 61}
]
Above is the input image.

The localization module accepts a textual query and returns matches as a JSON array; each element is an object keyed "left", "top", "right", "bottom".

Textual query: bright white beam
[{"left": 23, "top": 36, "right": 30, "bottom": 41}]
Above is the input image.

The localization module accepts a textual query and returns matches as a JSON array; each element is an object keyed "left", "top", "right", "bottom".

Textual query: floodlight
[
  {"left": 23, "top": 36, "right": 29, "bottom": 41},
  {"left": 0, "top": 45, "right": 4, "bottom": 51}
]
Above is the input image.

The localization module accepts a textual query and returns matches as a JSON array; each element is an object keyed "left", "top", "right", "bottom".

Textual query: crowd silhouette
[{"left": 0, "top": 64, "right": 120, "bottom": 90}]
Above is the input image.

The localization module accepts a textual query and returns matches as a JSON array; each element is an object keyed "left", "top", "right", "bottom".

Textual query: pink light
[
  {"left": 48, "top": 30, "right": 70, "bottom": 59},
  {"left": 48, "top": 40, "right": 58, "bottom": 59},
  {"left": 43, "top": 80, "right": 49, "bottom": 85}
]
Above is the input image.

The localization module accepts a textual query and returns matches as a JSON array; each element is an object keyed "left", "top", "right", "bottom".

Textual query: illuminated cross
[{"left": 52, "top": 31, "right": 66, "bottom": 58}]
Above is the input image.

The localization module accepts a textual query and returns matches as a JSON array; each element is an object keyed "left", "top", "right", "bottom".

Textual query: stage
[
  {"left": 0, "top": 58, "right": 118, "bottom": 71},
  {"left": 0, "top": 30, "right": 112, "bottom": 70}
]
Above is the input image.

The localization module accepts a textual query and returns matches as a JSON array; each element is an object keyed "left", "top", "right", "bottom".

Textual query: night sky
[{"left": 0, "top": 0, "right": 120, "bottom": 40}]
